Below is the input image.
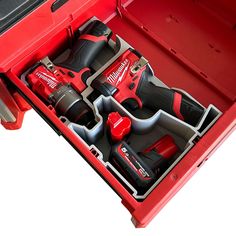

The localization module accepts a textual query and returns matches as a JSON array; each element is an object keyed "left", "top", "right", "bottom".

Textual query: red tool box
[{"left": 0, "top": 0, "right": 235, "bottom": 227}]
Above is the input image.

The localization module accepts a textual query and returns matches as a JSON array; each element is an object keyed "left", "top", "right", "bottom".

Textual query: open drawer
[{"left": 0, "top": 0, "right": 235, "bottom": 227}]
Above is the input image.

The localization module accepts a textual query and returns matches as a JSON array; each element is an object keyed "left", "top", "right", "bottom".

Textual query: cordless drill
[
  {"left": 26, "top": 20, "right": 112, "bottom": 125},
  {"left": 91, "top": 49, "right": 205, "bottom": 126}
]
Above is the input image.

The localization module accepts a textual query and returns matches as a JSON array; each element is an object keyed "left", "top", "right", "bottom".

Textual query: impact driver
[
  {"left": 26, "top": 20, "right": 112, "bottom": 126},
  {"left": 91, "top": 49, "right": 205, "bottom": 126}
]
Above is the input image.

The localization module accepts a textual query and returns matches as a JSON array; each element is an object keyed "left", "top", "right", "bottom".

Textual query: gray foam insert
[{"left": 59, "top": 30, "right": 222, "bottom": 199}]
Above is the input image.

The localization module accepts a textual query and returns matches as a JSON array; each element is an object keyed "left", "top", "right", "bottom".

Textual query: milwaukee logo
[
  {"left": 107, "top": 59, "right": 129, "bottom": 85},
  {"left": 36, "top": 72, "right": 58, "bottom": 89}
]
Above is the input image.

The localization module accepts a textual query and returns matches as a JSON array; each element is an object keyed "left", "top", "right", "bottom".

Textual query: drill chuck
[{"left": 50, "top": 85, "right": 94, "bottom": 125}]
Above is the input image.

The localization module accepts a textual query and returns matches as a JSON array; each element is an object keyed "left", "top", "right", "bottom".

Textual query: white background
[{"left": 0, "top": 110, "right": 235, "bottom": 236}]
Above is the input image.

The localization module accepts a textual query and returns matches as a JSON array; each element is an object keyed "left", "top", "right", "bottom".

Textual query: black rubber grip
[
  {"left": 136, "top": 71, "right": 205, "bottom": 126},
  {"left": 56, "top": 20, "right": 112, "bottom": 72}
]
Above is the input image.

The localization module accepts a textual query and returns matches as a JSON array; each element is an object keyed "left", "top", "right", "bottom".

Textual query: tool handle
[
  {"left": 136, "top": 73, "right": 205, "bottom": 126},
  {"left": 57, "top": 20, "right": 112, "bottom": 72}
]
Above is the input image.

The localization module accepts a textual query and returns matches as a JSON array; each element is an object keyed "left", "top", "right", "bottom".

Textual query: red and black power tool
[
  {"left": 111, "top": 135, "right": 179, "bottom": 192},
  {"left": 26, "top": 20, "right": 112, "bottom": 125},
  {"left": 91, "top": 49, "right": 205, "bottom": 126}
]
